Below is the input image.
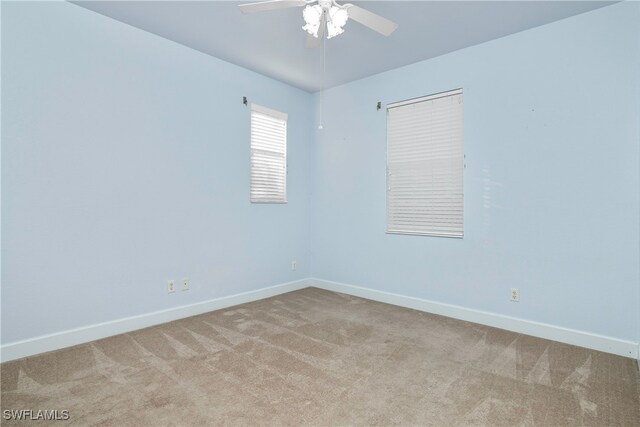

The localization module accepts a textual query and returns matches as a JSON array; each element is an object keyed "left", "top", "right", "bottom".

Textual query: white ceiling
[{"left": 73, "top": 1, "right": 616, "bottom": 92}]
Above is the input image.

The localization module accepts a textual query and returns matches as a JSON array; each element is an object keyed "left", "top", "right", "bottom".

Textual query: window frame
[
  {"left": 386, "top": 88, "right": 466, "bottom": 239},
  {"left": 250, "top": 103, "right": 288, "bottom": 204}
]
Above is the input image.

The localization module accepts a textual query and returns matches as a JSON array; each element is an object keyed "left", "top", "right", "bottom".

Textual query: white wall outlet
[
  {"left": 510, "top": 288, "right": 520, "bottom": 302},
  {"left": 291, "top": 261, "right": 297, "bottom": 271},
  {"left": 168, "top": 280, "right": 176, "bottom": 293},
  {"left": 181, "top": 278, "right": 189, "bottom": 291}
]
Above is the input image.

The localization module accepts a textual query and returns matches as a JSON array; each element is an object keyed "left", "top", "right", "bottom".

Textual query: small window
[
  {"left": 250, "top": 104, "right": 287, "bottom": 203},
  {"left": 386, "top": 89, "right": 464, "bottom": 237}
]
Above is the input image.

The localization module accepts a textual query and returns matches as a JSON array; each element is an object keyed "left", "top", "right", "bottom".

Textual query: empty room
[{"left": 1, "top": 0, "right": 639, "bottom": 425}]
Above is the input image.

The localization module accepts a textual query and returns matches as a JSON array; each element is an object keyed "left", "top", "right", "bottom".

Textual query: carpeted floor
[{"left": 1, "top": 287, "right": 639, "bottom": 426}]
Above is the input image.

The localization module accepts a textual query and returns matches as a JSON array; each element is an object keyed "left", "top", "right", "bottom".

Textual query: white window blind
[
  {"left": 250, "top": 104, "right": 288, "bottom": 203},
  {"left": 387, "top": 89, "right": 464, "bottom": 237}
]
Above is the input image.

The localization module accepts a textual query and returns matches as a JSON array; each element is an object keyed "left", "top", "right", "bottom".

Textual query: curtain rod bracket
[
  {"left": 243, "top": 96, "right": 248, "bottom": 106},
  {"left": 377, "top": 101, "right": 382, "bottom": 111}
]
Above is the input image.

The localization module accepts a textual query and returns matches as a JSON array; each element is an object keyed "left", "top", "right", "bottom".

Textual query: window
[
  {"left": 250, "top": 104, "right": 287, "bottom": 203},
  {"left": 386, "top": 89, "right": 464, "bottom": 237}
]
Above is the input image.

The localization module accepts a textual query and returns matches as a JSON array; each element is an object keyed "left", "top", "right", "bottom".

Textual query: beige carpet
[{"left": 1, "top": 287, "right": 639, "bottom": 426}]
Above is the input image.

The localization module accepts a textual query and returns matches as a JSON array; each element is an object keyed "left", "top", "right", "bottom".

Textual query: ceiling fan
[{"left": 238, "top": 0, "right": 398, "bottom": 48}]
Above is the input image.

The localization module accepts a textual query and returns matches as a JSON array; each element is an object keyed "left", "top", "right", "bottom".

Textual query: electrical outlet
[
  {"left": 510, "top": 288, "right": 520, "bottom": 302},
  {"left": 181, "top": 278, "right": 189, "bottom": 291},
  {"left": 168, "top": 280, "right": 176, "bottom": 293},
  {"left": 291, "top": 261, "right": 297, "bottom": 271}
]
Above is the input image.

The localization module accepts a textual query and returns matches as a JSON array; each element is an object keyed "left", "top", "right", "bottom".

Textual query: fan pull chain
[{"left": 318, "top": 32, "right": 325, "bottom": 130}]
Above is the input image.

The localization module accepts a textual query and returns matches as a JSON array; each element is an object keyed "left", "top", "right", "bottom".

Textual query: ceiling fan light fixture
[
  {"left": 302, "top": 4, "right": 322, "bottom": 37},
  {"left": 326, "top": 6, "right": 348, "bottom": 39},
  {"left": 240, "top": 0, "right": 398, "bottom": 44}
]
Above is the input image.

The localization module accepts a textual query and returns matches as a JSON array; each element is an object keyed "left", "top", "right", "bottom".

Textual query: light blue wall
[
  {"left": 1, "top": 1, "right": 313, "bottom": 344},
  {"left": 2, "top": 1, "right": 639, "bottom": 348},
  {"left": 311, "top": 2, "right": 640, "bottom": 342}
]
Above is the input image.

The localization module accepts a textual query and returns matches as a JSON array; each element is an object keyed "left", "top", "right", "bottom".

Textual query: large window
[
  {"left": 386, "top": 89, "right": 464, "bottom": 237},
  {"left": 250, "top": 104, "right": 287, "bottom": 203}
]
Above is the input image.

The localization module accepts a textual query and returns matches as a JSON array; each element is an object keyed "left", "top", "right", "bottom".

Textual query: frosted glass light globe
[
  {"left": 327, "top": 7, "right": 348, "bottom": 39},
  {"left": 302, "top": 5, "right": 323, "bottom": 37}
]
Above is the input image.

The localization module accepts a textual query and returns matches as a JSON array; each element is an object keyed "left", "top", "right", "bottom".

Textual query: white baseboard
[
  {"left": 0, "top": 279, "right": 311, "bottom": 363},
  {"left": 3, "top": 277, "right": 638, "bottom": 362},
  {"left": 309, "top": 278, "right": 639, "bottom": 360}
]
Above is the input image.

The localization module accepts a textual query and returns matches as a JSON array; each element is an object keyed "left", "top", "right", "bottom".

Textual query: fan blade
[
  {"left": 344, "top": 4, "right": 398, "bottom": 36},
  {"left": 239, "top": 0, "right": 306, "bottom": 14},
  {"left": 305, "top": 12, "right": 325, "bottom": 48}
]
